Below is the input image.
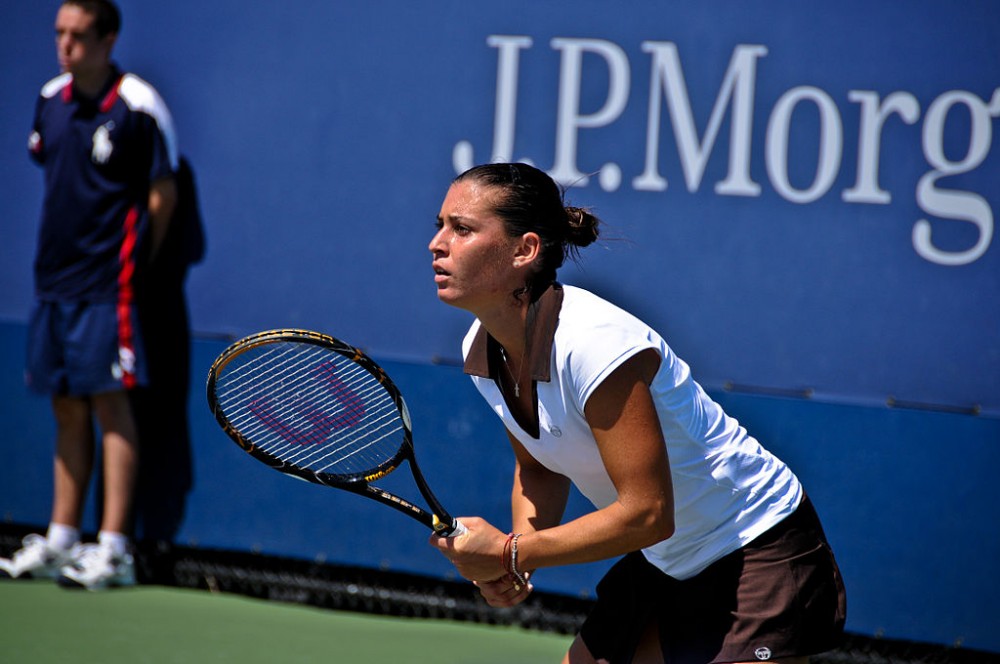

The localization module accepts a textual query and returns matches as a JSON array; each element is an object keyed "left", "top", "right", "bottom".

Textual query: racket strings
[{"left": 215, "top": 341, "right": 406, "bottom": 477}]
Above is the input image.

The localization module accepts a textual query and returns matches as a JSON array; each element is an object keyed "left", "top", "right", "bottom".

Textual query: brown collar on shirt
[
  {"left": 463, "top": 283, "right": 564, "bottom": 437},
  {"left": 464, "top": 282, "right": 563, "bottom": 382}
]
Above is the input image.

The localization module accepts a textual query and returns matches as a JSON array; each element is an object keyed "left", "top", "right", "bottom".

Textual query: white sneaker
[
  {"left": 57, "top": 542, "right": 136, "bottom": 590},
  {"left": 0, "top": 534, "right": 75, "bottom": 579}
]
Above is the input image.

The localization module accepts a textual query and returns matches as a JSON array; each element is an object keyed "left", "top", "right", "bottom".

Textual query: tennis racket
[{"left": 206, "top": 329, "right": 466, "bottom": 537}]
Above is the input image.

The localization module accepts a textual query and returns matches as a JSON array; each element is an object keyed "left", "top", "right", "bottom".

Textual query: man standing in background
[{"left": 0, "top": 0, "right": 178, "bottom": 590}]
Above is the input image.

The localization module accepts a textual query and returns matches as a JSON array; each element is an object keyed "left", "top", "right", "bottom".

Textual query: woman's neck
[{"left": 476, "top": 296, "right": 529, "bottom": 360}]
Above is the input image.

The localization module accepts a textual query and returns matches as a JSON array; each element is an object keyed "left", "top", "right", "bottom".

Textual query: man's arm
[{"left": 147, "top": 175, "right": 177, "bottom": 260}]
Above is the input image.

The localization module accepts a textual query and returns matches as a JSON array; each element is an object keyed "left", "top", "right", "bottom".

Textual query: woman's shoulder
[
  {"left": 559, "top": 285, "right": 653, "bottom": 334},
  {"left": 556, "top": 286, "right": 666, "bottom": 365}
]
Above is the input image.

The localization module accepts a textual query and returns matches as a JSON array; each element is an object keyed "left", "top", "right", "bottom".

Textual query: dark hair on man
[
  {"left": 454, "top": 162, "right": 601, "bottom": 298},
  {"left": 64, "top": 0, "right": 121, "bottom": 39}
]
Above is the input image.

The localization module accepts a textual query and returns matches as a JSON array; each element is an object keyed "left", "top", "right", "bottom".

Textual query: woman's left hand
[{"left": 474, "top": 573, "right": 533, "bottom": 607}]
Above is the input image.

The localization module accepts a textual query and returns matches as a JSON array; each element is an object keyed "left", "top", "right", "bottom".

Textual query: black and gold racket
[{"left": 206, "top": 329, "right": 465, "bottom": 536}]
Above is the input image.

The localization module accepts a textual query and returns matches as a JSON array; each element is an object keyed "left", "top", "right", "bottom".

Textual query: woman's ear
[{"left": 514, "top": 232, "right": 541, "bottom": 267}]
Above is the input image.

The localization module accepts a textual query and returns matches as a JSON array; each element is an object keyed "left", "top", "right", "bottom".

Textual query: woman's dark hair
[{"left": 454, "top": 162, "right": 600, "bottom": 298}]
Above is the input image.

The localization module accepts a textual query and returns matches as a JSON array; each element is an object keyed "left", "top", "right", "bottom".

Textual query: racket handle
[
  {"left": 433, "top": 514, "right": 467, "bottom": 537},
  {"left": 446, "top": 519, "right": 468, "bottom": 538}
]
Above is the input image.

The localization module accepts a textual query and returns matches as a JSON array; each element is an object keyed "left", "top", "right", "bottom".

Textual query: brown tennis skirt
[{"left": 580, "top": 495, "right": 847, "bottom": 663}]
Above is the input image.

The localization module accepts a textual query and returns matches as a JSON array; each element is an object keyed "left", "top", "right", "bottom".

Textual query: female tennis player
[{"left": 428, "top": 163, "right": 846, "bottom": 664}]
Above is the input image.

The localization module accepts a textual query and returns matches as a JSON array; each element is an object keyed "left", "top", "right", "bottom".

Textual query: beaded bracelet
[{"left": 509, "top": 533, "right": 527, "bottom": 588}]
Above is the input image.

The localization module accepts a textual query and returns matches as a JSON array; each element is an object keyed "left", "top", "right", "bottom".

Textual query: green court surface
[{"left": 0, "top": 580, "right": 571, "bottom": 663}]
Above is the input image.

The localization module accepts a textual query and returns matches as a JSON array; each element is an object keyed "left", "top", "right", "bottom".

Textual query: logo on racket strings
[{"left": 249, "top": 361, "right": 367, "bottom": 445}]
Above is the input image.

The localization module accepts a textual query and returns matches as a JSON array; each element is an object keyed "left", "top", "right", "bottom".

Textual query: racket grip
[{"left": 445, "top": 518, "right": 468, "bottom": 538}]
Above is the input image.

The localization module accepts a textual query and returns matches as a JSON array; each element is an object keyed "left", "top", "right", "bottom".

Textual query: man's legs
[
  {"left": 56, "top": 390, "right": 138, "bottom": 589},
  {"left": 51, "top": 389, "right": 141, "bottom": 537}
]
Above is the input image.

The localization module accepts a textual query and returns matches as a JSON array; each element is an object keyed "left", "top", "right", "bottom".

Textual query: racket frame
[{"left": 207, "top": 329, "right": 459, "bottom": 535}]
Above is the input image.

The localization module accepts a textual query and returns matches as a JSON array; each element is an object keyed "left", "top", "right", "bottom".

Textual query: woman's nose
[{"left": 428, "top": 229, "right": 446, "bottom": 253}]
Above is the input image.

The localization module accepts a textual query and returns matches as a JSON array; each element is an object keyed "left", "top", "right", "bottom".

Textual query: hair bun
[{"left": 564, "top": 206, "right": 600, "bottom": 247}]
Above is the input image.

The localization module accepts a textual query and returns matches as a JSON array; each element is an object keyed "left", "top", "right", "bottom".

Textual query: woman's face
[{"left": 429, "top": 180, "right": 522, "bottom": 313}]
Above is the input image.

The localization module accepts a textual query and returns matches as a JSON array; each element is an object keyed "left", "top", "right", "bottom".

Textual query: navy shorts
[
  {"left": 580, "top": 496, "right": 847, "bottom": 663},
  {"left": 26, "top": 300, "right": 148, "bottom": 396}
]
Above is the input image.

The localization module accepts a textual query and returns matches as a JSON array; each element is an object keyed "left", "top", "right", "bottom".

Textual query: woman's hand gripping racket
[{"left": 206, "top": 329, "right": 466, "bottom": 537}]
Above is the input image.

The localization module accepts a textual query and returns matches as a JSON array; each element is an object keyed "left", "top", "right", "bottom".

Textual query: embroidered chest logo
[
  {"left": 754, "top": 646, "right": 773, "bottom": 660},
  {"left": 92, "top": 121, "right": 116, "bottom": 164}
]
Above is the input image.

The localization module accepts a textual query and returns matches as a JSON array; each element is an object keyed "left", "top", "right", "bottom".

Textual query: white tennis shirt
[{"left": 463, "top": 284, "right": 802, "bottom": 580}]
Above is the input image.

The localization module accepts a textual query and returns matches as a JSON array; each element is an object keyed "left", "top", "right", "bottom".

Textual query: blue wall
[{"left": 1, "top": 0, "right": 998, "bottom": 653}]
